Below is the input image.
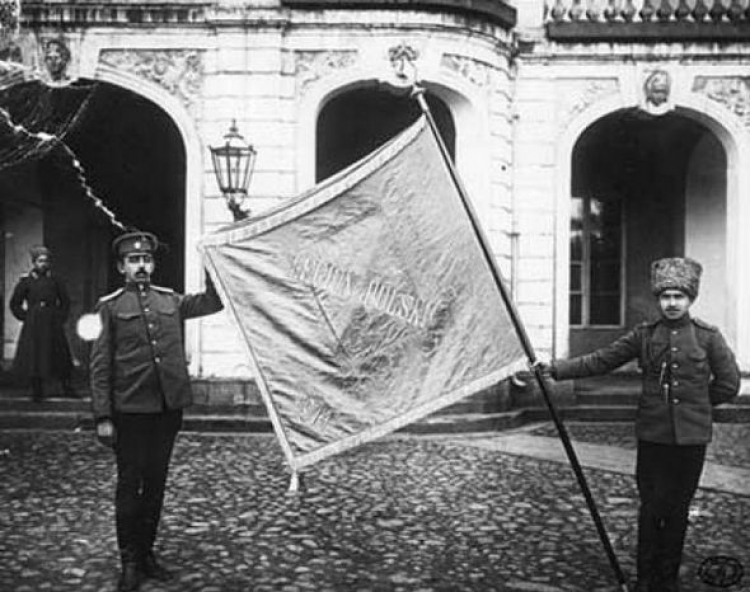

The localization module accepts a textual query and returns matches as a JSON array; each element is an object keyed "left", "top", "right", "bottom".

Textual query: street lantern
[{"left": 209, "top": 120, "right": 257, "bottom": 221}]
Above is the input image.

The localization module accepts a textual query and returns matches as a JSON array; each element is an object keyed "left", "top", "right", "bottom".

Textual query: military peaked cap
[{"left": 112, "top": 231, "right": 159, "bottom": 258}]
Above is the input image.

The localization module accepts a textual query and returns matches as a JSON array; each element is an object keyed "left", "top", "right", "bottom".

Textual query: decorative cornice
[
  {"left": 280, "top": 0, "right": 516, "bottom": 29},
  {"left": 693, "top": 76, "right": 750, "bottom": 127},
  {"left": 557, "top": 78, "right": 620, "bottom": 125},
  {"left": 99, "top": 49, "right": 204, "bottom": 109},
  {"left": 441, "top": 54, "right": 495, "bottom": 87},
  {"left": 21, "top": 2, "right": 209, "bottom": 27},
  {"left": 295, "top": 50, "right": 358, "bottom": 91}
]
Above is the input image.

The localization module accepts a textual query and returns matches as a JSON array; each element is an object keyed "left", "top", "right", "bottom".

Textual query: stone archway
[
  {"left": 567, "top": 109, "right": 726, "bottom": 357},
  {"left": 555, "top": 86, "right": 750, "bottom": 368},
  {"left": 65, "top": 82, "right": 187, "bottom": 294},
  {"left": 297, "top": 65, "right": 491, "bottom": 206},
  {"left": 316, "top": 85, "right": 455, "bottom": 182},
  {"left": 0, "top": 80, "right": 187, "bottom": 374}
]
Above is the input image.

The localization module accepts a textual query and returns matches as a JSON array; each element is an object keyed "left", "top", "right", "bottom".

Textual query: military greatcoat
[
  {"left": 9, "top": 269, "right": 73, "bottom": 379},
  {"left": 553, "top": 315, "right": 740, "bottom": 445}
]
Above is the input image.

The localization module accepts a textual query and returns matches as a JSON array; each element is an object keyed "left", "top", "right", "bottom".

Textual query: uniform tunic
[
  {"left": 90, "top": 280, "right": 223, "bottom": 420},
  {"left": 552, "top": 315, "right": 740, "bottom": 444},
  {"left": 9, "top": 270, "right": 73, "bottom": 379}
]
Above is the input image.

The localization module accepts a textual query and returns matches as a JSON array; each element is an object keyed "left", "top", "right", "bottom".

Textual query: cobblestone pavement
[
  {"left": 1, "top": 430, "right": 748, "bottom": 592},
  {"left": 530, "top": 422, "right": 750, "bottom": 469}
]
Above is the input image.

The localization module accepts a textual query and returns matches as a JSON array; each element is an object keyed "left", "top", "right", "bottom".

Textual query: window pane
[
  {"left": 589, "top": 198, "right": 621, "bottom": 258},
  {"left": 570, "top": 197, "right": 584, "bottom": 261},
  {"left": 570, "top": 195, "right": 623, "bottom": 327},
  {"left": 570, "top": 264, "right": 582, "bottom": 292},
  {"left": 570, "top": 294, "right": 582, "bottom": 326},
  {"left": 571, "top": 232, "right": 583, "bottom": 261},
  {"left": 590, "top": 294, "right": 620, "bottom": 325},
  {"left": 587, "top": 197, "right": 621, "bottom": 326},
  {"left": 590, "top": 262, "right": 619, "bottom": 292}
]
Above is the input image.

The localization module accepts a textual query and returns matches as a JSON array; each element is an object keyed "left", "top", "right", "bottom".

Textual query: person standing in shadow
[{"left": 9, "top": 245, "right": 76, "bottom": 401}]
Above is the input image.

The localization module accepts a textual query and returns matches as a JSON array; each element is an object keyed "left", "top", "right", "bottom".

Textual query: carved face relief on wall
[
  {"left": 44, "top": 38, "right": 71, "bottom": 83},
  {"left": 387, "top": 43, "right": 419, "bottom": 87},
  {"left": 639, "top": 69, "right": 674, "bottom": 116},
  {"left": 644, "top": 69, "right": 671, "bottom": 107}
]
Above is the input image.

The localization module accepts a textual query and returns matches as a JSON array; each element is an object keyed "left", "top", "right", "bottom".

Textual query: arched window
[{"left": 316, "top": 87, "right": 455, "bottom": 182}]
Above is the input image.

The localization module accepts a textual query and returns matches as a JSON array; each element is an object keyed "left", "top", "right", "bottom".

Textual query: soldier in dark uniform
[
  {"left": 90, "top": 231, "right": 223, "bottom": 592},
  {"left": 9, "top": 245, "right": 75, "bottom": 401},
  {"left": 542, "top": 257, "right": 740, "bottom": 592}
]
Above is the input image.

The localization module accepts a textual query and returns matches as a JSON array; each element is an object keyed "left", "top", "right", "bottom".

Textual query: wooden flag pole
[{"left": 413, "top": 85, "right": 630, "bottom": 592}]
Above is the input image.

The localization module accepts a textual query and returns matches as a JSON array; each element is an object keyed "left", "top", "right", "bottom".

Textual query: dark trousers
[
  {"left": 114, "top": 410, "right": 182, "bottom": 565},
  {"left": 636, "top": 440, "right": 706, "bottom": 588}
]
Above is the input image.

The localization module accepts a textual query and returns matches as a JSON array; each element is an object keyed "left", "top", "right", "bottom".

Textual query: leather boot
[
  {"left": 141, "top": 552, "right": 172, "bottom": 582},
  {"left": 117, "top": 562, "right": 142, "bottom": 592},
  {"left": 636, "top": 506, "right": 659, "bottom": 592},
  {"left": 657, "top": 512, "right": 687, "bottom": 592},
  {"left": 633, "top": 579, "right": 652, "bottom": 592}
]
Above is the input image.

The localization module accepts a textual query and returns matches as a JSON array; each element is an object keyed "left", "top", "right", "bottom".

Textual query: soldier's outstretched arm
[
  {"left": 551, "top": 325, "right": 643, "bottom": 381},
  {"left": 179, "top": 271, "right": 224, "bottom": 319}
]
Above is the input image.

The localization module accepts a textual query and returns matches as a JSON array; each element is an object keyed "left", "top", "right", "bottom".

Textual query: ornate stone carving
[
  {"left": 0, "top": 0, "right": 20, "bottom": 31},
  {"left": 441, "top": 53, "right": 492, "bottom": 87},
  {"left": 558, "top": 78, "right": 619, "bottom": 124},
  {"left": 693, "top": 76, "right": 750, "bottom": 127},
  {"left": 1, "top": 32, "right": 79, "bottom": 88},
  {"left": 99, "top": 49, "right": 204, "bottom": 108},
  {"left": 639, "top": 68, "right": 674, "bottom": 116},
  {"left": 42, "top": 37, "right": 72, "bottom": 85},
  {"left": 295, "top": 50, "right": 357, "bottom": 91},
  {"left": 388, "top": 43, "right": 419, "bottom": 87},
  {"left": 644, "top": 70, "right": 670, "bottom": 105}
]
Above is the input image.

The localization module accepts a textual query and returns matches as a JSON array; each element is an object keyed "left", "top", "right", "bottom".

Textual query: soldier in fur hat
[
  {"left": 89, "top": 231, "right": 224, "bottom": 592},
  {"left": 540, "top": 257, "right": 740, "bottom": 592}
]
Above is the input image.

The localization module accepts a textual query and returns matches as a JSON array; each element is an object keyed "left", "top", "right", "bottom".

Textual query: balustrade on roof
[{"left": 544, "top": 0, "right": 750, "bottom": 40}]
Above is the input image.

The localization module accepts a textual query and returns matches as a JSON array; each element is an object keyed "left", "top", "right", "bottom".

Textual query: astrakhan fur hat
[{"left": 651, "top": 257, "right": 702, "bottom": 300}]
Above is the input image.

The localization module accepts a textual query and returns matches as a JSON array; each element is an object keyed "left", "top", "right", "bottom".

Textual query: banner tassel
[{"left": 288, "top": 470, "right": 299, "bottom": 494}]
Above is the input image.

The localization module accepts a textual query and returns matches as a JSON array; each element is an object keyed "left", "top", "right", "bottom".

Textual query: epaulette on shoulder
[
  {"left": 638, "top": 319, "right": 659, "bottom": 329},
  {"left": 152, "top": 285, "right": 175, "bottom": 294},
  {"left": 98, "top": 288, "right": 124, "bottom": 304},
  {"left": 692, "top": 317, "right": 718, "bottom": 332}
]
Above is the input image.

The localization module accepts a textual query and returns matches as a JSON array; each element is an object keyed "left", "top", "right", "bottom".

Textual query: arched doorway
[
  {"left": 316, "top": 86, "right": 455, "bottom": 182},
  {"left": 0, "top": 81, "right": 185, "bottom": 373},
  {"left": 568, "top": 110, "right": 727, "bottom": 357}
]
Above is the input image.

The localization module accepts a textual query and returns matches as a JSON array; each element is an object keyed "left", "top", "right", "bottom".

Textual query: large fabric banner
[{"left": 200, "top": 116, "right": 527, "bottom": 470}]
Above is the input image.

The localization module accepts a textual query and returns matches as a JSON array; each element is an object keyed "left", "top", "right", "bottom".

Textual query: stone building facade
[{"left": 1, "top": 0, "right": 748, "bottom": 397}]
